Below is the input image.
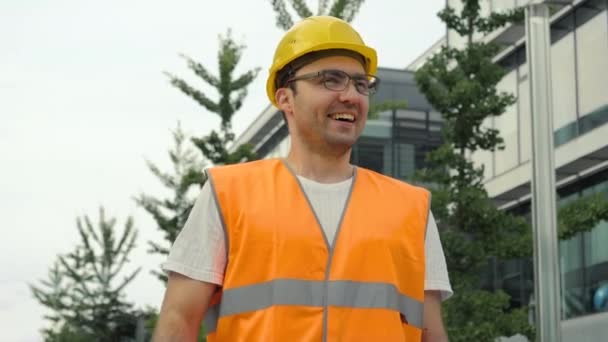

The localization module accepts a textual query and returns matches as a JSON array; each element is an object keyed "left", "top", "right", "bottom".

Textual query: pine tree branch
[
  {"left": 289, "top": 0, "right": 313, "bottom": 18},
  {"left": 342, "top": 0, "right": 365, "bottom": 22},
  {"left": 144, "top": 159, "right": 177, "bottom": 189},
  {"left": 179, "top": 54, "right": 220, "bottom": 87},
  {"left": 164, "top": 72, "right": 220, "bottom": 114},
  {"left": 327, "top": 0, "right": 366, "bottom": 22},
  {"left": 271, "top": 0, "right": 294, "bottom": 30},
  {"left": 112, "top": 229, "right": 138, "bottom": 279},
  {"left": 230, "top": 89, "right": 248, "bottom": 113},
  {"left": 230, "top": 68, "right": 261, "bottom": 91},
  {"left": 113, "top": 216, "right": 134, "bottom": 260}
]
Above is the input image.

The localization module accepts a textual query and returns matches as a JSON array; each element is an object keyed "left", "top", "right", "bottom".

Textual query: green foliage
[
  {"left": 443, "top": 288, "right": 533, "bottom": 341},
  {"left": 145, "top": 31, "right": 259, "bottom": 283},
  {"left": 191, "top": 129, "right": 256, "bottom": 165},
  {"left": 415, "top": 42, "right": 514, "bottom": 152},
  {"left": 166, "top": 30, "right": 260, "bottom": 131},
  {"left": 30, "top": 208, "right": 143, "bottom": 341},
  {"left": 558, "top": 192, "right": 608, "bottom": 241},
  {"left": 136, "top": 124, "right": 205, "bottom": 282},
  {"left": 438, "top": 1, "right": 524, "bottom": 37},
  {"left": 141, "top": 28, "right": 260, "bottom": 339},
  {"left": 414, "top": 1, "right": 533, "bottom": 340},
  {"left": 165, "top": 29, "right": 258, "bottom": 165},
  {"left": 416, "top": 2, "right": 608, "bottom": 340},
  {"left": 269, "top": 0, "right": 366, "bottom": 30},
  {"left": 145, "top": 31, "right": 259, "bottom": 281}
]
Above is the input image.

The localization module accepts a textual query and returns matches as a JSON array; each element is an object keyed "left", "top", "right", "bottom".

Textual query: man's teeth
[{"left": 331, "top": 113, "right": 355, "bottom": 122}]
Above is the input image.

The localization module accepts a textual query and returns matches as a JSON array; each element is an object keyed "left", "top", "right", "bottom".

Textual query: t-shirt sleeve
[
  {"left": 424, "top": 211, "right": 453, "bottom": 300},
  {"left": 161, "top": 181, "right": 226, "bottom": 285}
]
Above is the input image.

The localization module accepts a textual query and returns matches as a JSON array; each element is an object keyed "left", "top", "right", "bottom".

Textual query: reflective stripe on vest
[{"left": 204, "top": 278, "right": 424, "bottom": 334}]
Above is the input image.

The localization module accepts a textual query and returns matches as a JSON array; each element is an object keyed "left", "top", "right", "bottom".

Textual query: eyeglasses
[{"left": 286, "top": 69, "right": 380, "bottom": 95}]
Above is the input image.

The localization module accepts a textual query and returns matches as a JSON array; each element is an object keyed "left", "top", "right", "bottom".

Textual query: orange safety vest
[{"left": 204, "top": 159, "right": 430, "bottom": 341}]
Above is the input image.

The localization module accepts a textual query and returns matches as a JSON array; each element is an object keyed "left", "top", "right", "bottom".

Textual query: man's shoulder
[{"left": 208, "top": 159, "right": 281, "bottom": 176}]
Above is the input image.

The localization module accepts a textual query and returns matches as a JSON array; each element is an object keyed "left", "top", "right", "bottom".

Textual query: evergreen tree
[
  {"left": 164, "top": 29, "right": 259, "bottom": 165},
  {"left": 270, "top": 0, "right": 366, "bottom": 30},
  {"left": 139, "top": 30, "right": 260, "bottom": 339},
  {"left": 30, "top": 208, "right": 142, "bottom": 341},
  {"left": 141, "top": 30, "right": 260, "bottom": 282},
  {"left": 136, "top": 124, "right": 205, "bottom": 283},
  {"left": 142, "top": 29, "right": 259, "bottom": 276}
]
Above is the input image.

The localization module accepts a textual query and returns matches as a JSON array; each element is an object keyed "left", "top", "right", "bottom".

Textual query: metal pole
[{"left": 525, "top": 3, "right": 562, "bottom": 341}]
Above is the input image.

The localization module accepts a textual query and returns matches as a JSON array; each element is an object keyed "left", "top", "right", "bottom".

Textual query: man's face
[{"left": 277, "top": 55, "right": 370, "bottom": 156}]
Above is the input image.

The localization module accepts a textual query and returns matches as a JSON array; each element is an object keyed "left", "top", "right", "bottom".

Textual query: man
[{"left": 154, "top": 16, "right": 451, "bottom": 341}]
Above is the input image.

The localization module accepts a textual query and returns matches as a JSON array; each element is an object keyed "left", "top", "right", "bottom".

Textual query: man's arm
[
  {"left": 153, "top": 272, "right": 217, "bottom": 341},
  {"left": 422, "top": 290, "right": 448, "bottom": 342}
]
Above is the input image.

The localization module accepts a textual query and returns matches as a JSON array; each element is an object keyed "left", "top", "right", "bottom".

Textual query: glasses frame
[{"left": 286, "top": 69, "right": 380, "bottom": 96}]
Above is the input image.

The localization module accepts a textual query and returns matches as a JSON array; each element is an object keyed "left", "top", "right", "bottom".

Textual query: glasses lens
[
  {"left": 365, "top": 76, "right": 378, "bottom": 95},
  {"left": 319, "top": 70, "right": 378, "bottom": 95},
  {"left": 353, "top": 76, "right": 372, "bottom": 95},
  {"left": 321, "top": 70, "right": 349, "bottom": 91}
]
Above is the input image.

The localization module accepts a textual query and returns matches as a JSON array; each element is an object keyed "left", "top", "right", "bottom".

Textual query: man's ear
[{"left": 275, "top": 88, "right": 292, "bottom": 114}]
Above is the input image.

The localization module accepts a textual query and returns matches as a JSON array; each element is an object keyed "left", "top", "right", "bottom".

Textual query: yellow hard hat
[{"left": 266, "top": 16, "right": 377, "bottom": 107}]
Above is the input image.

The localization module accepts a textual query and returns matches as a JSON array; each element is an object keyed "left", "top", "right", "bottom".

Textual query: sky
[{"left": 0, "top": 1, "right": 445, "bottom": 340}]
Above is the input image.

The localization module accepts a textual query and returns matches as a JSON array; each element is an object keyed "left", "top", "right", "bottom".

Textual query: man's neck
[{"left": 284, "top": 150, "right": 354, "bottom": 184}]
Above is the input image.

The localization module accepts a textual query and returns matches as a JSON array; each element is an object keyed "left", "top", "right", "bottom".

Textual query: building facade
[{"left": 231, "top": 0, "right": 608, "bottom": 339}]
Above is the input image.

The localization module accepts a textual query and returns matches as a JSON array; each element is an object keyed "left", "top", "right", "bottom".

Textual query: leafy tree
[
  {"left": 414, "top": 1, "right": 534, "bottom": 340},
  {"left": 30, "top": 208, "right": 142, "bottom": 341},
  {"left": 136, "top": 124, "right": 205, "bottom": 283},
  {"left": 416, "top": 1, "right": 608, "bottom": 340},
  {"left": 270, "top": 0, "right": 366, "bottom": 30},
  {"left": 558, "top": 193, "right": 608, "bottom": 241}
]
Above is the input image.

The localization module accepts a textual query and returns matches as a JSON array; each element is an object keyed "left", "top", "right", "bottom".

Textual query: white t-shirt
[{"left": 163, "top": 175, "right": 453, "bottom": 300}]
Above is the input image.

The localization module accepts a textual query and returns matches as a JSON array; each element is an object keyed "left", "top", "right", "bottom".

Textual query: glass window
[
  {"left": 551, "top": 31, "right": 577, "bottom": 131},
  {"left": 558, "top": 176, "right": 608, "bottom": 319},
  {"left": 576, "top": 10, "right": 608, "bottom": 116},
  {"left": 354, "top": 140, "right": 386, "bottom": 174},
  {"left": 518, "top": 62, "right": 531, "bottom": 163},
  {"left": 494, "top": 70, "right": 519, "bottom": 174},
  {"left": 394, "top": 143, "right": 416, "bottom": 180},
  {"left": 585, "top": 220, "right": 608, "bottom": 268},
  {"left": 560, "top": 192, "right": 586, "bottom": 319},
  {"left": 582, "top": 180, "right": 608, "bottom": 268}
]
